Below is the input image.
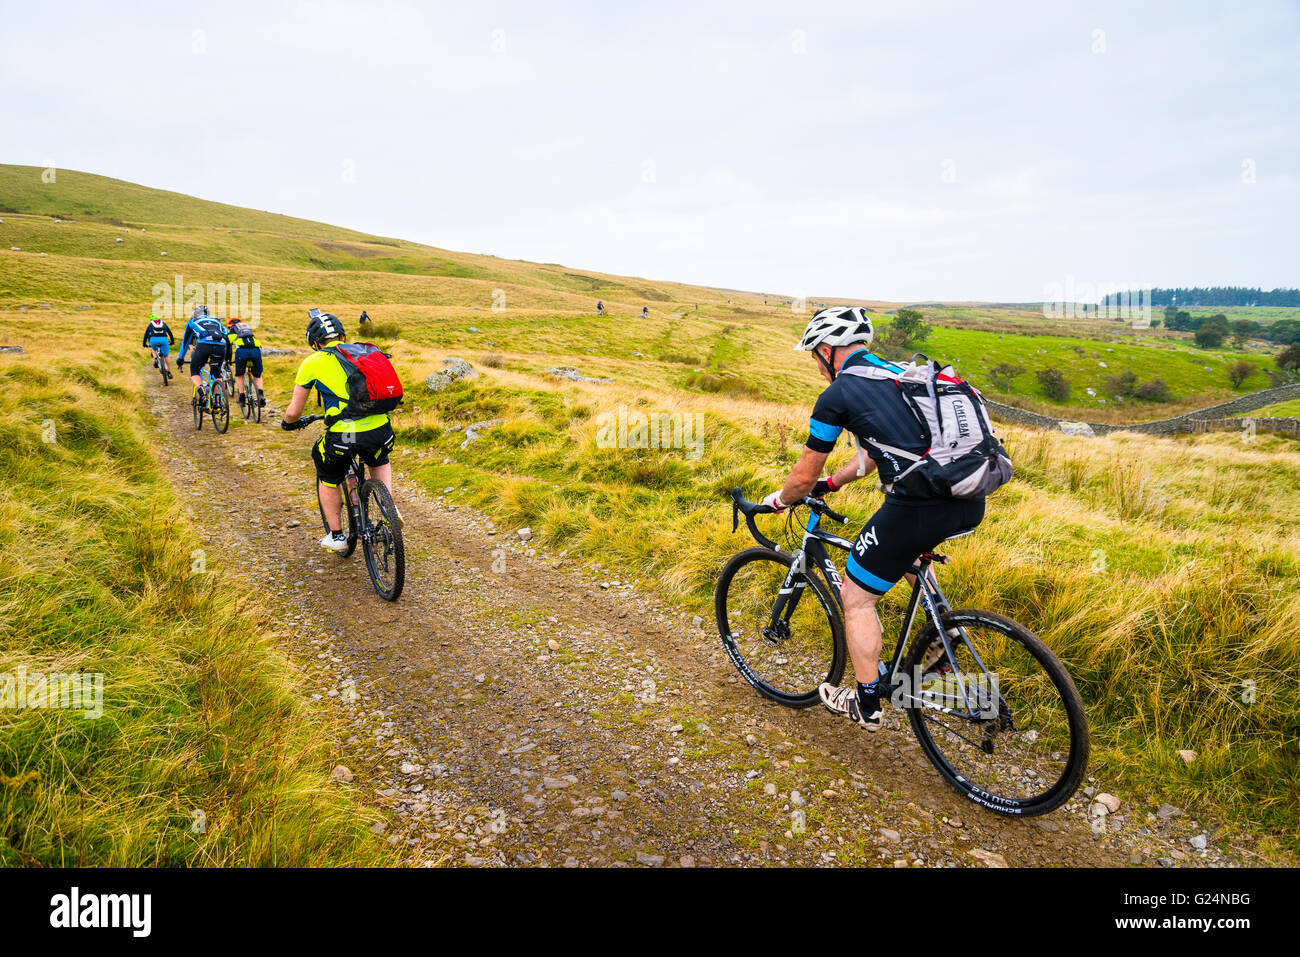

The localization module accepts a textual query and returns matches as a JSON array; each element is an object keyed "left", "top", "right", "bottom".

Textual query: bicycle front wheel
[
  {"left": 210, "top": 384, "right": 230, "bottom": 434},
  {"left": 714, "top": 547, "right": 845, "bottom": 708},
  {"left": 360, "top": 480, "right": 404, "bottom": 601},
  {"left": 903, "top": 609, "right": 1089, "bottom": 817}
]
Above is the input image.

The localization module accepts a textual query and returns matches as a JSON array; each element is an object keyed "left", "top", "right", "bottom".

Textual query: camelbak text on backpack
[{"left": 839, "top": 358, "right": 1013, "bottom": 499}]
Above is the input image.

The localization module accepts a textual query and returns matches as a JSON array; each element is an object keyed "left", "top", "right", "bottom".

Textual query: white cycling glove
[{"left": 760, "top": 490, "right": 788, "bottom": 512}]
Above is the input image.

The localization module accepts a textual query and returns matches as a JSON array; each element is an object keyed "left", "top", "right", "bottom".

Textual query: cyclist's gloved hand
[
  {"left": 281, "top": 418, "right": 304, "bottom": 432},
  {"left": 812, "top": 476, "right": 839, "bottom": 498},
  {"left": 759, "top": 490, "right": 787, "bottom": 512}
]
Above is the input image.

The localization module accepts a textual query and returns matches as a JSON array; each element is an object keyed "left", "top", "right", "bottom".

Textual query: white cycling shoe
[
  {"left": 319, "top": 531, "right": 348, "bottom": 552},
  {"left": 818, "top": 683, "right": 883, "bottom": 732}
]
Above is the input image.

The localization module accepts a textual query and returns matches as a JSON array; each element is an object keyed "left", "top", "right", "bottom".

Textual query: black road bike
[
  {"left": 191, "top": 359, "right": 230, "bottom": 433},
  {"left": 298, "top": 414, "right": 405, "bottom": 601},
  {"left": 715, "top": 488, "right": 1089, "bottom": 817}
]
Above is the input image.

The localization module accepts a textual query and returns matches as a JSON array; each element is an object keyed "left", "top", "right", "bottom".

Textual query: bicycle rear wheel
[
  {"left": 210, "top": 383, "right": 230, "bottom": 433},
  {"left": 360, "top": 479, "right": 404, "bottom": 601},
  {"left": 192, "top": 389, "right": 204, "bottom": 430},
  {"left": 245, "top": 374, "right": 261, "bottom": 422},
  {"left": 159, "top": 356, "right": 170, "bottom": 386},
  {"left": 902, "top": 609, "right": 1089, "bottom": 817},
  {"left": 317, "top": 478, "right": 357, "bottom": 557},
  {"left": 714, "top": 547, "right": 845, "bottom": 708}
]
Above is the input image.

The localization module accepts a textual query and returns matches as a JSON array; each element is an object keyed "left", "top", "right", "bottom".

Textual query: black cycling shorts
[
  {"left": 844, "top": 496, "right": 986, "bottom": 595},
  {"left": 312, "top": 422, "right": 396, "bottom": 487},
  {"left": 234, "top": 347, "right": 263, "bottom": 378},
  {"left": 190, "top": 342, "right": 227, "bottom": 377}
]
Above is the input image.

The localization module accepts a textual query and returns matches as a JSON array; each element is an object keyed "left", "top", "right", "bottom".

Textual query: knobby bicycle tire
[
  {"left": 245, "top": 374, "right": 261, "bottom": 422},
  {"left": 360, "top": 479, "right": 404, "bottom": 601},
  {"left": 211, "top": 383, "right": 230, "bottom": 434}
]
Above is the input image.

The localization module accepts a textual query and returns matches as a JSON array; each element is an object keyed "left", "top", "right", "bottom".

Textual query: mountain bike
[
  {"left": 715, "top": 488, "right": 1088, "bottom": 817},
  {"left": 149, "top": 347, "right": 172, "bottom": 386},
  {"left": 220, "top": 360, "right": 237, "bottom": 408},
  {"left": 191, "top": 359, "right": 230, "bottom": 433},
  {"left": 297, "top": 414, "right": 405, "bottom": 601},
  {"left": 238, "top": 369, "right": 262, "bottom": 423}
]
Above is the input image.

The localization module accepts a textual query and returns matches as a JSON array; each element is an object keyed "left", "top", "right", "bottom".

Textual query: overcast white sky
[{"left": 2, "top": 0, "right": 1296, "bottom": 301}]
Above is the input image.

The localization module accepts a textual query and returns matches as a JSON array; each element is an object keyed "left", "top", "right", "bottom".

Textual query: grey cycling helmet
[
  {"left": 795, "top": 306, "right": 874, "bottom": 352},
  {"left": 306, "top": 311, "right": 344, "bottom": 346}
]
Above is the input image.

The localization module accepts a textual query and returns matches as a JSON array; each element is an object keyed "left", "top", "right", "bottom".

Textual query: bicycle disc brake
[{"left": 760, "top": 618, "right": 791, "bottom": 647}]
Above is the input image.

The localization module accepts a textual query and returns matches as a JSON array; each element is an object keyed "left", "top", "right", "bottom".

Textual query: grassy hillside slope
[
  {"left": 0, "top": 349, "right": 393, "bottom": 865},
  {"left": 0, "top": 167, "right": 1296, "bottom": 855}
]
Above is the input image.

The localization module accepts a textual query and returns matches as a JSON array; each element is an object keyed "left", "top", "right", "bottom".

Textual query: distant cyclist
[
  {"left": 281, "top": 312, "right": 397, "bottom": 553},
  {"left": 141, "top": 314, "right": 175, "bottom": 377},
  {"left": 226, "top": 318, "right": 266, "bottom": 410},
  {"left": 641, "top": 306, "right": 648, "bottom": 319},
  {"left": 180, "top": 306, "right": 231, "bottom": 399},
  {"left": 359, "top": 309, "right": 370, "bottom": 325},
  {"left": 596, "top": 300, "right": 604, "bottom": 315}
]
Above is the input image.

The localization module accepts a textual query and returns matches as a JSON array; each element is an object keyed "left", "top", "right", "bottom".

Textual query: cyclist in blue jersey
[
  {"left": 757, "top": 307, "right": 986, "bottom": 733},
  {"left": 179, "top": 307, "right": 232, "bottom": 399}
]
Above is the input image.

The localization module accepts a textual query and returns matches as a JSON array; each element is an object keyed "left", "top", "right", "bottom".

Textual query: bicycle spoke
[
  {"left": 716, "top": 549, "right": 843, "bottom": 706},
  {"left": 906, "top": 611, "right": 1086, "bottom": 813}
]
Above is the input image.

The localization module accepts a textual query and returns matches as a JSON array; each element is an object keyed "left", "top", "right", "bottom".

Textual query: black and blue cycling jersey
[
  {"left": 805, "top": 350, "right": 930, "bottom": 493},
  {"left": 179, "top": 317, "right": 228, "bottom": 360},
  {"left": 806, "top": 349, "right": 987, "bottom": 594}
]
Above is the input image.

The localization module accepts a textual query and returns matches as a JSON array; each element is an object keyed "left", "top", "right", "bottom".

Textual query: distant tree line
[
  {"left": 1162, "top": 308, "right": 1300, "bottom": 346},
  {"left": 1101, "top": 287, "right": 1300, "bottom": 308}
]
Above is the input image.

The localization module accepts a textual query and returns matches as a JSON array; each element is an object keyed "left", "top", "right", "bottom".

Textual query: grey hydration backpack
[{"left": 839, "top": 356, "right": 1013, "bottom": 499}]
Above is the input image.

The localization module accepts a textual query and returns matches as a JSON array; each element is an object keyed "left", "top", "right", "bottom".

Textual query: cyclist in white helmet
[{"left": 759, "top": 306, "right": 986, "bottom": 732}]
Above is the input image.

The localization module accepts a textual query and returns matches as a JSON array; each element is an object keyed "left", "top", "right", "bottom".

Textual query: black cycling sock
[{"left": 857, "top": 681, "right": 880, "bottom": 713}]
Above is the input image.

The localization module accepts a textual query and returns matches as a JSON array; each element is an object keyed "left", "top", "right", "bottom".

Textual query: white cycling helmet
[
  {"left": 797, "top": 306, "right": 875, "bottom": 381},
  {"left": 795, "top": 306, "right": 874, "bottom": 352}
]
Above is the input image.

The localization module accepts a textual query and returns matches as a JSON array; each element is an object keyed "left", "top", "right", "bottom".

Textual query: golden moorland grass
[
  {"left": 0, "top": 166, "right": 1297, "bottom": 858},
  {"left": 0, "top": 350, "right": 395, "bottom": 866}
]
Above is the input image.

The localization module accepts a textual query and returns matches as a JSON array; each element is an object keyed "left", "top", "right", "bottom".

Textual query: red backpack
[{"left": 325, "top": 342, "right": 404, "bottom": 418}]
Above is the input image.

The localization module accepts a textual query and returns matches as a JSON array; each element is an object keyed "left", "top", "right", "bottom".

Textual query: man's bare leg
[{"left": 842, "top": 577, "right": 885, "bottom": 686}]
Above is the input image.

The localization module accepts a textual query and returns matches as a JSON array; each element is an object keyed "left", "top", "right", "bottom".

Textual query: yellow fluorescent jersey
[
  {"left": 294, "top": 349, "right": 389, "bottom": 434},
  {"left": 228, "top": 331, "right": 263, "bottom": 350}
]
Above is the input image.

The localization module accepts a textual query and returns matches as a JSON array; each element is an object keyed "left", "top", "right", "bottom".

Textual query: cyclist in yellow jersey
[
  {"left": 226, "top": 318, "right": 267, "bottom": 410},
  {"left": 281, "top": 312, "right": 396, "bottom": 552}
]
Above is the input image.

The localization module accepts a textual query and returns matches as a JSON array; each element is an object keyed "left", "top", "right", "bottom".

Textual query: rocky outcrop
[{"left": 425, "top": 357, "right": 479, "bottom": 393}]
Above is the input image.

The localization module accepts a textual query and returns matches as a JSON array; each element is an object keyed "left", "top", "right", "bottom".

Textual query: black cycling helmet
[{"left": 306, "top": 310, "right": 344, "bottom": 347}]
